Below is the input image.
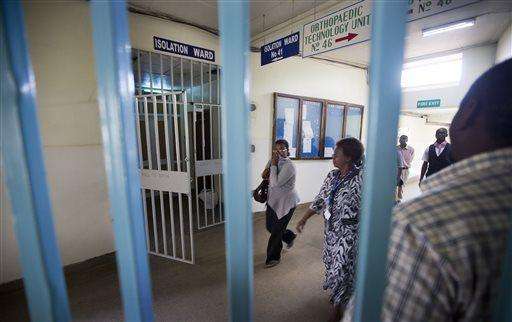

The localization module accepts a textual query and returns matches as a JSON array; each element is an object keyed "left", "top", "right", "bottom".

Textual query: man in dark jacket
[{"left": 419, "top": 128, "right": 454, "bottom": 186}]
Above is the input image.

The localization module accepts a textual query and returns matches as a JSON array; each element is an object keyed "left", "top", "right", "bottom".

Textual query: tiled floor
[{"left": 0, "top": 181, "right": 422, "bottom": 321}]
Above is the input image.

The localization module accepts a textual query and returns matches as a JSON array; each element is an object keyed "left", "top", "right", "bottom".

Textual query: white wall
[
  {"left": 401, "top": 44, "right": 497, "bottom": 110},
  {"left": 1, "top": 2, "right": 112, "bottom": 284},
  {"left": 496, "top": 24, "right": 512, "bottom": 64},
  {"left": 250, "top": 55, "right": 369, "bottom": 212},
  {"left": 1, "top": 2, "right": 220, "bottom": 284}
]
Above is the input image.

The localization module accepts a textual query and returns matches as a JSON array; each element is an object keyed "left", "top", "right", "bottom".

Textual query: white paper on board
[
  {"left": 285, "top": 108, "right": 294, "bottom": 124},
  {"left": 302, "top": 121, "right": 313, "bottom": 138},
  {"left": 325, "top": 147, "right": 334, "bottom": 157},
  {"left": 284, "top": 123, "right": 294, "bottom": 145},
  {"left": 303, "top": 138, "right": 312, "bottom": 153}
]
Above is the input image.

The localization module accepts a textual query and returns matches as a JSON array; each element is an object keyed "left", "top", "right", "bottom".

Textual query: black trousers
[{"left": 265, "top": 206, "right": 296, "bottom": 263}]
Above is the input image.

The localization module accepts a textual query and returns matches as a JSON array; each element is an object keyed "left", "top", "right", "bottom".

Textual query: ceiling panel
[
  {"left": 128, "top": 0, "right": 512, "bottom": 65},
  {"left": 250, "top": 1, "right": 330, "bottom": 35},
  {"left": 129, "top": 0, "right": 330, "bottom": 36},
  {"left": 317, "top": 1, "right": 512, "bottom": 65},
  {"left": 130, "top": 0, "right": 219, "bottom": 31}
]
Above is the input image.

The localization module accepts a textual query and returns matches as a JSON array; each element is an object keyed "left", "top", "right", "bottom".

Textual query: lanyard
[{"left": 328, "top": 167, "right": 356, "bottom": 207}]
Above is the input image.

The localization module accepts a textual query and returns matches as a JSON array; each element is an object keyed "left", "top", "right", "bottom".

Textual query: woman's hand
[
  {"left": 296, "top": 217, "right": 307, "bottom": 233},
  {"left": 296, "top": 209, "right": 316, "bottom": 233},
  {"left": 261, "top": 168, "right": 270, "bottom": 180},
  {"left": 271, "top": 150, "right": 279, "bottom": 166}
]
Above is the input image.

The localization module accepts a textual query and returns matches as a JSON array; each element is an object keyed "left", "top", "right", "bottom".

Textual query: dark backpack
[{"left": 252, "top": 179, "right": 269, "bottom": 204}]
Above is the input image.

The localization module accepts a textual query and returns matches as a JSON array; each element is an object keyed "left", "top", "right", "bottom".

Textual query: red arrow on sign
[{"left": 335, "top": 33, "right": 358, "bottom": 43}]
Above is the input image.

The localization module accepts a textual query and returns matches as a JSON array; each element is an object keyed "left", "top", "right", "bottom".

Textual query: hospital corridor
[{"left": 1, "top": 1, "right": 511, "bottom": 321}]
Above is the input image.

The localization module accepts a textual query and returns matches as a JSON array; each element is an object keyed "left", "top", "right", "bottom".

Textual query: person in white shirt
[
  {"left": 419, "top": 128, "right": 454, "bottom": 186},
  {"left": 261, "top": 139, "right": 300, "bottom": 268},
  {"left": 396, "top": 135, "right": 414, "bottom": 202}
]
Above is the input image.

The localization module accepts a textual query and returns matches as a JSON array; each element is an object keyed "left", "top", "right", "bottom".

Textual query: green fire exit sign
[{"left": 417, "top": 99, "right": 441, "bottom": 108}]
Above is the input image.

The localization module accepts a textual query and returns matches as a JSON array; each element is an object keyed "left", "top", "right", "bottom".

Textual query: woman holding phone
[{"left": 261, "top": 139, "right": 299, "bottom": 268}]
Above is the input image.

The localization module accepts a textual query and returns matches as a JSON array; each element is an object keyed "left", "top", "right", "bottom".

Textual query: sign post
[
  {"left": 260, "top": 32, "right": 300, "bottom": 66},
  {"left": 302, "top": 0, "right": 479, "bottom": 57},
  {"left": 417, "top": 99, "right": 441, "bottom": 108},
  {"left": 302, "top": 0, "right": 372, "bottom": 57},
  {"left": 153, "top": 36, "right": 215, "bottom": 62}
]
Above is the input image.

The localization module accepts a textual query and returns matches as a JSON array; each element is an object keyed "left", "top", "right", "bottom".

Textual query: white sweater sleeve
[{"left": 269, "top": 163, "right": 295, "bottom": 188}]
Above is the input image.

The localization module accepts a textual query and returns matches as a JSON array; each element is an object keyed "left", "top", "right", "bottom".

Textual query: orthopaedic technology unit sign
[
  {"left": 302, "top": 0, "right": 479, "bottom": 57},
  {"left": 302, "top": 0, "right": 372, "bottom": 57}
]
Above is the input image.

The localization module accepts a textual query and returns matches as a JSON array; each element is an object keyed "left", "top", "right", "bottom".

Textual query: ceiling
[
  {"left": 128, "top": 0, "right": 512, "bottom": 65},
  {"left": 320, "top": 0, "right": 512, "bottom": 65},
  {"left": 128, "top": 0, "right": 331, "bottom": 36}
]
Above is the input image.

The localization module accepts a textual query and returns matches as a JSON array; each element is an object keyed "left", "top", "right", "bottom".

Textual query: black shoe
[
  {"left": 286, "top": 239, "right": 295, "bottom": 249},
  {"left": 265, "top": 260, "right": 280, "bottom": 268}
]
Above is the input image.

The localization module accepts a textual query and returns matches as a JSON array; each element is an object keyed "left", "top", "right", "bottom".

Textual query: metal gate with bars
[
  {"left": 132, "top": 49, "right": 224, "bottom": 264},
  {"left": 193, "top": 102, "right": 224, "bottom": 230}
]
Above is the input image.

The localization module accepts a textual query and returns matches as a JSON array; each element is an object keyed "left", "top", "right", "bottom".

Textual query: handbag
[{"left": 252, "top": 179, "right": 269, "bottom": 203}]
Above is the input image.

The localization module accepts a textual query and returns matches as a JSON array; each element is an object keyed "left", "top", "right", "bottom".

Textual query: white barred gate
[{"left": 132, "top": 50, "right": 225, "bottom": 264}]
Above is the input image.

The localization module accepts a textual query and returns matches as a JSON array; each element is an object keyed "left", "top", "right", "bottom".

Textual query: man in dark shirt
[{"left": 419, "top": 128, "right": 453, "bottom": 186}]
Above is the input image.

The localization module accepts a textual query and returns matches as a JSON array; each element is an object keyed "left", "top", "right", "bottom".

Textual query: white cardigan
[{"left": 267, "top": 157, "right": 300, "bottom": 219}]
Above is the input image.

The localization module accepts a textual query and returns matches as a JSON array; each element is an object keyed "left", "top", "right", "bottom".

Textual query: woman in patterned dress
[{"left": 296, "top": 138, "right": 364, "bottom": 322}]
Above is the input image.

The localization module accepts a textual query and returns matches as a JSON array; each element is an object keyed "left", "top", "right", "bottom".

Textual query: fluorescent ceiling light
[{"left": 422, "top": 19, "right": 475, "bottom": 37}]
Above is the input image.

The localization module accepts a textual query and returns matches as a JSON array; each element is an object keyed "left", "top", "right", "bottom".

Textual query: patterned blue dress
[{"left": 309, "top": 164, "right": 363, "bottom": 306}]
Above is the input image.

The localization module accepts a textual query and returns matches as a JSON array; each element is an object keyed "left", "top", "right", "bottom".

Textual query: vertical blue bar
[
  {"left": 353, "top": 2, "right": 408, "bottom": 321},
  {"left": 89, "top": 1, "right": 154, "bottom": 321},
  {"left": 0, "top": 2, "right": 71, "bottom": 321},
  {"left": 218, "top": 2, "right": 253, "bottom": 321}
]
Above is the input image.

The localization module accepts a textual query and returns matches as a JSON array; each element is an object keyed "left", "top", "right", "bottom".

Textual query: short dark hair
[
  {"left": 274, "top": 139, "right": 289, "bottom": 150},
  {"left": 336, "top": 137, "right": 364, "bottom": 163},
  {"left": 460, "top": 58, "right": 512, "bottom": 145}
]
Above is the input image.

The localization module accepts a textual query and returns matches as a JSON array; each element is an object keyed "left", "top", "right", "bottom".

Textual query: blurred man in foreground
[
  {"left": 343, "top": 59, "right": 512, "bottom": 322},
  {"left": 383, "top": 59, "right": 512, "bottom": 321}
]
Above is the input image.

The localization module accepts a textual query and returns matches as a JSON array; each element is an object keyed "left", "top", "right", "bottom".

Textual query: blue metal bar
[
  {"left": 492, "top": 220, "right": 512, "bottom": 321},
  {"left": 89, "top": 1, "right": 154, "bottom": 321},
  {"left": 218, "top": 2, "right": 253, "bottom": 321},
  {"left": 353, "top": 2, "right": 408, "bottom": 321},
  {"left": 0, "top": 2, "right": 71, "bottom": 321}
]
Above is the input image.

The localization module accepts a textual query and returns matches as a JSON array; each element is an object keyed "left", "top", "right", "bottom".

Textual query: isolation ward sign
[
  {"left": 153, "top": 36, "right": 215, "bottom": 62},
  {"left": 302, "top": 0, "right": 371, "bottom": 57},
  {"left": 260, "top": 32, "right": 300, "bottom": 66}
]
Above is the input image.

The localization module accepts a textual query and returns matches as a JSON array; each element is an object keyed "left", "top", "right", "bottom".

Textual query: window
[
  {"left": 401, "top": 53, "right": 462, "bottom": 90},
  {"left": 273, "top": 93, "right": 364, "bottom": 160},
  {"left": 324, "top": 104, "right": 344, "bottom": 157},
  {"left": 274, "top": 96, "right": 299, "bottom": 158},
  {"left": 300, "top": 100, "right": 322, "bottom": 158},
  {"left": 345, "top": 106, "right": 362, "bottom": 138},
  {"left": 132, "top": 49, "right": 221, "bottom": 102}
]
